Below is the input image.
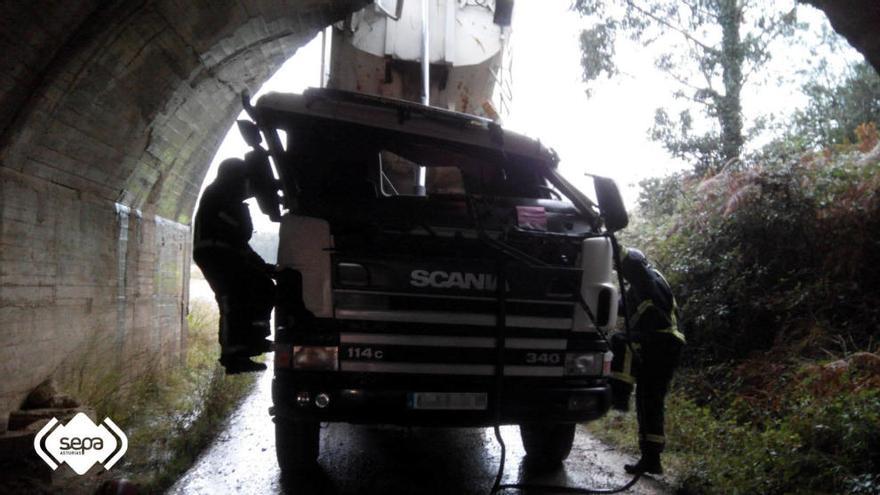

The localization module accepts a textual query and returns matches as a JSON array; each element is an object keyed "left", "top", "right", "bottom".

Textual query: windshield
[
  {"left": 276, "top": 121, "right": 574, "bottom": 207},
  {"left": 377, "top": 149, "right": 564, "bottom": 201}
]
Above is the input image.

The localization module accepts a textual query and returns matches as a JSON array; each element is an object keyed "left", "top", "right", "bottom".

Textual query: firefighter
[
  {"left": 193, "top": 158, "right": 274, "bottom": 374},
  {"left": 610, "top": 247, "right": 685, "bottom": 475}
]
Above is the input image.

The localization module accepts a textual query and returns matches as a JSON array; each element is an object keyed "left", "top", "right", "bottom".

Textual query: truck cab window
[{"left": 378, "top": 151, "right": 465, "bottom": 196}]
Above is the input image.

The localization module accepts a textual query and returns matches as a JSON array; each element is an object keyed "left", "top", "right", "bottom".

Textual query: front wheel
[
  {"left": 519, "top": 423, "right": 576, "bottom": 466},
  {"left": 275, "top": 418, "right": 320, "bottom": 476}
]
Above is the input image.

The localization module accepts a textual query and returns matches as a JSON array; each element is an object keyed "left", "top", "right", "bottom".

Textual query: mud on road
[{"left": 170, "top": 368, "right": 672, "bottom": 495}]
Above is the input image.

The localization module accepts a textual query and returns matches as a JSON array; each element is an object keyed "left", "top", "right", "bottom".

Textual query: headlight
[
  {"left": 564, "top": 352, "right": 604, "bottom": 376},
  {"left": 293, "top": 346, "right": 338, "bottom": 371}
]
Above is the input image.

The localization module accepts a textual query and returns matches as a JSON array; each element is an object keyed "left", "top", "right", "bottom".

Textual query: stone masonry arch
[{"left": 0, "top": 0, "right": 367, "bottom": 428}]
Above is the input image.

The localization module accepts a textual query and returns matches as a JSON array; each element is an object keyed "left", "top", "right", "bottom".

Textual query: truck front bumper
[{"left": 272, "top": 370, "right": 611, "bottom": 426}]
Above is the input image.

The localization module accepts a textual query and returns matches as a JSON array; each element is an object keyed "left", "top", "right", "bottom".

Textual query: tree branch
[
  {"left": 666, "top": 66, "right": 711, "bottom": 95},
  {"left": 678, "top": 0, "right": 720, "bottom": 23},
  {"left": 741, "top": 9, "right": 797, "bottom": 84},
  {"left": 622, "top": 0, "right": 719, "bottom": 56},
  {"left": 697, "top": 57, "right": 721, "bottom": 101},
  {"left": 675, "top": 90, "right": 716, "bottom": 109}
]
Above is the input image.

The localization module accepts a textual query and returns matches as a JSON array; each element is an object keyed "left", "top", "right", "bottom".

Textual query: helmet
[
  {"left": 619, "top": 247, "right": 651, "bottom": 286},
  {"left": 216, "top": 158, "right": 249, "bottom": 181},
  {"left": 621, "top": 247, "right": 647, "bottom": 269},
  {"left": 214, "top": 158, "right": 251, "bottom": 199}
]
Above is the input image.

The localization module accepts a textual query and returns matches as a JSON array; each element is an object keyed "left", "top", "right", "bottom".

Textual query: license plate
[{"left": 407, "top": 392, "right": 488, "bottom": 410}]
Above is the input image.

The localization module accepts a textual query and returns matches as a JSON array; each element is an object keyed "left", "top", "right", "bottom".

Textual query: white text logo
[
  {"left": 410, "top": 269, "right": 499, "bottom": 291},
  {"left": 34, "top": 412, "right": 127, "bottom": 475}
]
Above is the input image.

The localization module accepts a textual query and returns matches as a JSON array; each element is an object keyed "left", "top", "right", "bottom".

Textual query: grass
[
  {"left": 103, "top": 298, "right": 258, "bottom": 492},
  {"left": 587, "top": 364, "right": 880, "bottom": 495},
  {"left": 4, "top": 297, "right": 257, "bottom": 494}
]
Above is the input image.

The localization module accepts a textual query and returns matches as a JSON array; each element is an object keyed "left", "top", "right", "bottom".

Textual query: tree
[
  {"left": 576, "top": 0, "right": 802, "bottom": 174},
  {"left": 789, "top": 61, "right": 880, "bottom": 149}
]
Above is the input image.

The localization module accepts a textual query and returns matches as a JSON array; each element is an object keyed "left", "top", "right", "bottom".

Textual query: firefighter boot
[
  {"left": 624, "top": 448, "right": 663, "bottom": 475},
  {"left": 219, "top": 355, "right": 267, "bottom": 374},
  {"left": 242, "top": 318, "right": 273, "bottom": 356}
]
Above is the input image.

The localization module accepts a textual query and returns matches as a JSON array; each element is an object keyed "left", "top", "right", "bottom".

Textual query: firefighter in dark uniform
[
  {"left": 610, "top": 247, "right": 685, "bottom": 475},
  {"left": 193, "top": 158, "right": 274, "bottom": 374}
]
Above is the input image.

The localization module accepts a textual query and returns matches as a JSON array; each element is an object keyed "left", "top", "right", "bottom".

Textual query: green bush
[
  {"left": 590, "top": 385, "right": 880, "bottom": 494},
  {"left": 631, "top": 147, "right": 880, "bottom": 364},
  {"left": 600, "top": 128, "right": 880, "bottom": 494}
]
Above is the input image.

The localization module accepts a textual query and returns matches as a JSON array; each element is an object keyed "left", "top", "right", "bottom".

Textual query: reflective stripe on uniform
[
  {"left": 628, "top": 300, "right": 654, "bottom": 328},
  {"left": 611, "top": 371, "right": 635, "bottom": 384},
  {"left": 633, "top": 300, "right": 686, "bottom": 344},
  {"left": 641, "top": 433, "right": 666, "bottom": 444},
  {"left": 658, "top": 306, "right": 686, "bottom": 343},
  {"left": 657, "top": 324, "right": 686, "bottom": 344},
  {"left": 611, "top": 341, "right": 639, "bottom": 384}
]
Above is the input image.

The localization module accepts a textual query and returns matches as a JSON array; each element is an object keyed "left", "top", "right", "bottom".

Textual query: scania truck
[{"left": 233, "top": 87, "right": 629, "bottom": 475}]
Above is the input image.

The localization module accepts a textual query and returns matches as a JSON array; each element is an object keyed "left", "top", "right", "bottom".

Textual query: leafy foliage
[
  {"left": 603, "top": 104, "right": 880, "bottom": 494},
  {"left": 575, "top": 0, "right": 805, "bottom": 172},
  {"left": 788, "top": 61, "right": 880, "bottom": 149},
  {"left": 630, "top": 133, "right": 880, "bottom": 363}
]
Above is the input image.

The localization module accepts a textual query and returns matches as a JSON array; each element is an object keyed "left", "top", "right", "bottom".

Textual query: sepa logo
[{"left": 33, "top": 412, "right": 127, "bottom": 475}]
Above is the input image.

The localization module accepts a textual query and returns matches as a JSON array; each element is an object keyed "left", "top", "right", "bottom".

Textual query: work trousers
[
  {"left": 610, "top": 332, "right": 682, "bottom": 454},
  {"left": 193, "top": 246, "right": 274, "bottom": 353}
]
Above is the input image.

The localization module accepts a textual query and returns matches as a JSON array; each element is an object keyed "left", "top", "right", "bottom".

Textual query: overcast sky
[{"left": 201, "top": 1, "right": 857, "bottom": 233}]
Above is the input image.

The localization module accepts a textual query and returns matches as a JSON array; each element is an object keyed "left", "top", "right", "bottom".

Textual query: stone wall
[
  {"left": 0, "top": 0, "right": 367, "bottom": 429},
  {"left": 0, "top": 166, "right": 190, "bottom": 418}
]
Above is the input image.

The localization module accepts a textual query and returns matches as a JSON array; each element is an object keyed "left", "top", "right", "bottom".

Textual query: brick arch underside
[{"left": 0, "top": 0, "right": 367, "bottom": 426}]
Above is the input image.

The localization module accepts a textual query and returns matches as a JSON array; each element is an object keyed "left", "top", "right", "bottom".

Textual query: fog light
[
  {"left": 340, "top": 389, "right": 365, "bottom": 405},
  {"left": 564, "top": 352, "right": 604, "bottom": 376},
  {"left": 315, "top": 393, "right": 330, "bottom": 409},
  {"left": 296, "top": 392, "right": 311, "bottom": 407},
  {"left": 293, "top": 346, "right": 339, "bottom": 370}
]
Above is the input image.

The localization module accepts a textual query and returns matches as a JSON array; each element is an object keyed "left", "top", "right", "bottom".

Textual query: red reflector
[{"left": 275, "top": 344, "right": 292, "bottom": 368}]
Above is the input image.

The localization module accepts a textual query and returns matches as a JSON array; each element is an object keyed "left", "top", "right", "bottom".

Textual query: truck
[{"left": 233, "top": 87, "right": 629, "bottom": 476}]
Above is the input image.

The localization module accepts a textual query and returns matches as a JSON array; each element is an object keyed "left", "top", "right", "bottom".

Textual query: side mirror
[
  {"left": 376, "top": 0, "right": 404, "bottom": 20},
  {"left": 237, "top": 120, "right": 263, "bottom": 148},
  {"left": 494, "top": 0, "right": 514, "bottom": 27},
  {"left": 594, "top": 176, "right": 628, "bottom": 232}
]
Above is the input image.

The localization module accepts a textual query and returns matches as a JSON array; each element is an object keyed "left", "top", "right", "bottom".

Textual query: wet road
[{"left": 170, "top": 368, "right": 671, "bottom": 495}]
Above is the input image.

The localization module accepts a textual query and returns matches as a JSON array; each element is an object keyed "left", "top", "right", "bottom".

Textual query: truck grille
[
  {"left": 334, "top": 290, "right": 574, "bottom": 330},
  {"left": 331, "top": 256, "right": 581, "bottom": 377},
  {"left": 338, "top": 333, "right": 568, "bottom": 377}
]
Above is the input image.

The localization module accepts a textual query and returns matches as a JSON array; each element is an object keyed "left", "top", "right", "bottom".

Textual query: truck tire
[
  {"left": 519, "top": 423, "right": 576, "bottom": 466},
  {"left": 275, "top": 418, "right": 320, "bottom": 475}
]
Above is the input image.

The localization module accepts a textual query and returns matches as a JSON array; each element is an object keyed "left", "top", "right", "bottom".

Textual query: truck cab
[{"left": 235, "top": 88, "right": 625, "bottom": 475}]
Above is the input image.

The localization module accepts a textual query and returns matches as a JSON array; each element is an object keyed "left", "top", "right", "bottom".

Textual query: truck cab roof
[
  {"left": 254, "top": 88, "right": 558, "bottom": 167},
  {"left": 249, "top": 88, "right": 597, "bottom": 222}
]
